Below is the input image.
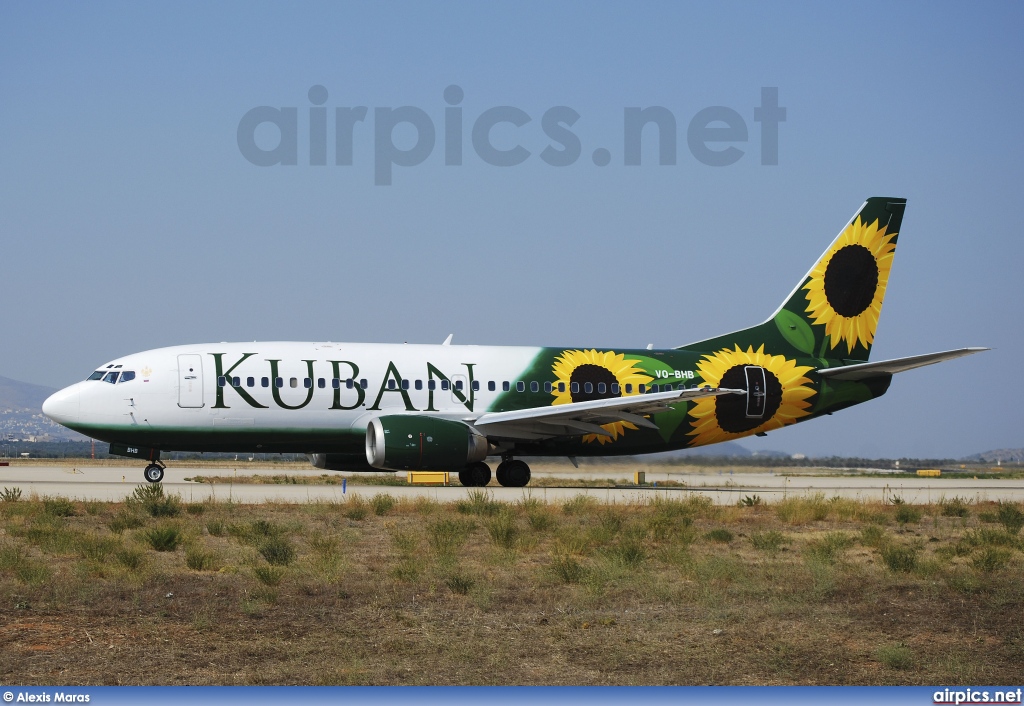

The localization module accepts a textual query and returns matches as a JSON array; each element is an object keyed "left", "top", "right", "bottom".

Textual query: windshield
[
  {"left": 102, "top": 372, "right": 119, "bottom": 384},
  {"left": 87, "top": 371, "right": 105, "bottom": 381}
]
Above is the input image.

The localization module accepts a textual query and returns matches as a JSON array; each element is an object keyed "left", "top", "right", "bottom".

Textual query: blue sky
[{"left": 1, "top": 1, "right": 1021, "bottom": 458}]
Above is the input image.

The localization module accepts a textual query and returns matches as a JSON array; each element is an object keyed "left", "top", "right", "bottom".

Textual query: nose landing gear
[{"left": 143, "top": 462, "right": 166, "bottom": 483}]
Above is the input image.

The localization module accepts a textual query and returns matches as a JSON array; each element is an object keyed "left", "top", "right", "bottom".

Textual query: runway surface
[{"left": 2, "top": 464, "right": 1023, "bottom": 504}]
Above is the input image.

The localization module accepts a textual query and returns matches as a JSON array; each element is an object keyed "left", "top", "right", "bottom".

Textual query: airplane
[{"left": 42, "top": 197, "right": 985, "bottom": 486}]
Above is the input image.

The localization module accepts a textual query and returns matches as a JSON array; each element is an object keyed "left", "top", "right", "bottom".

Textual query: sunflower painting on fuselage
[
  {"left": 687, "top": 345, "right": 815, "bottom": 447},
  {"left": 803, "top": 216, "right": 897, "bottom": 355},
  {"left": 551, "top": 349, "right": 653, "bottom": 444}
]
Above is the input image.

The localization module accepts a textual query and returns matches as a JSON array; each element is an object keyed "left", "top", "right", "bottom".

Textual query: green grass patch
[{"left": 142, "top": 525, "right": 183, "bottom": 552}]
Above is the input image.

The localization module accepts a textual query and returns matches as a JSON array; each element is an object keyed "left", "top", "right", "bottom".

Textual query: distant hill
[
  {"left": 962, "top": 448, "right": 1024, "bottom": 464},
  {"left": 0, "top": 375, "right": 57, "bottom": 412}
]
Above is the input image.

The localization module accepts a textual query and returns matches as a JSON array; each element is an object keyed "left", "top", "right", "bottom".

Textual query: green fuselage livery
[{"left": 42, "top": 198, "right": 985, "bottom": 486}]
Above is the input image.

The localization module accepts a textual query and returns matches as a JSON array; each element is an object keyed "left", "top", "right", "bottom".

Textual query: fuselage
[{"left": 41, "top": 340, "right": 890, "bottom": 460}]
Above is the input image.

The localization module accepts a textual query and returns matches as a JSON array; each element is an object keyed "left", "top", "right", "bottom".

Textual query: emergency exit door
[
  {"left": 177, "top": 354, "right": 205, "bottom": 408},
  {"left": 745, "top": 366, "right": 767, "bottom": 418}
]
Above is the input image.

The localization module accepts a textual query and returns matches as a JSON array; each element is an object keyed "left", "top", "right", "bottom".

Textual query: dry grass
[{"left": 0, "top": 489, "right": 1021, "bottom": 685}]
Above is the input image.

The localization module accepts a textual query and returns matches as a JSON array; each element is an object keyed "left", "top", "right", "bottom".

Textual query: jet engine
[{"left": 366, "top": 415, "right": 489, "bottom": 471}]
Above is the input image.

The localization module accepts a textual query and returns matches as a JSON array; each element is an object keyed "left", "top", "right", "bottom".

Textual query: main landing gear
[
  {"left": 458, "top": 457, "right": 532, "bottom": 488},
  {"left": 143, "top": 462, "right": 166, "bottom": 483}
]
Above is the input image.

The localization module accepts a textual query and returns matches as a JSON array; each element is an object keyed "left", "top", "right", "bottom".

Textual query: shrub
[
  {"left": 972, "top": 546, "right": 1011, "bottom": 573},
  {"left": 606, "top": 538, "right": 646, "bottom": 567},
  {"left": 806, "top": 532, "right": 854, "bottom": 564},
  {"left": 704, "top": 528, "right": 734, "bottom": 543},
  {"left": 445, "top": 571, "right": 475, "bottom": 595},
  {"left": 877, "top": 643, "right": 914, "bottom": 670},
  {"left": 186, "top": 503, "right": 206, "bottom": 516},
  {"left": 894, "top": 504, "right": 922, "bottom": 526},
  {"left": 76, "top": 534, "right": 119, "bottom": 562},
  {"left": 344, "top": 497, "right": 369, "bottom": 520},
  {"left": 143, "top": 526, "right": 182, "bottom": 552},
  {"left": 115, "top": 547, "right": 144, "bottom": 570},
  {"left": 206, "top": 519, "right": 225, "bottom": 537},
  {"left": 2, "top": 487, "right": 23, "bottom": 502},
  {"left": 253, "top": 564, "right": 284, "bottom": 586},
  {"left": 776, "top": 494, "right": 829, "bottom": 524},
  {"left": 551, "top": 555, "right": 587, "bottom": 584},
  {"left": 527, "top": 511, "right": 556, "bottom": 532},
  {"left": 939, "top": 496, "right": 971, "bottom": 518},
  {"left": 130, "top": 484, "right": 182, "bottom": 517},
  {"left": 370, "top": 494, "right": 396, "bottom": 516},
  {"left": 456, "top": 489, "right": 501, "bottom": 516},
  {"left": 109, "top": 509, "right": 145, "bottom": 534},
  {"left": 740, "top": 495, "right": 762, "bottom": 507},
  {"left": 43, "top": 496, "right": 76, "bottom": 517},
  {"left": 486, "top": 513, "right": 519, "bottom": 549},
  {"left": 562, "top": 495, "right": 597, "bottom": 515},
  {"left": 427, "top": 518, "right": 474, "bottom": 555},
  {"left": 860, "top": 525, "right": 888, "bottom": 548},
  {"left": 750, "top": 530, "right": 788, "bottom": 553},
  {"left": 185, "top": 547, "right": 216, "bottom": 571},
  {"left": 880, "top": 544, "right": 918, "bottom": 572},
  {"left": 259, "top": 536, "right": 296, "bottom": 566},
  {"left": 996, "top": 502, "right": 1024, "bottom": 535}
]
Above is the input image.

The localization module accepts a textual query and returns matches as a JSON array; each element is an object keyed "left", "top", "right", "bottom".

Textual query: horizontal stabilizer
[{"left": 816, "top": 347, "right": 988, "bottom": 381}]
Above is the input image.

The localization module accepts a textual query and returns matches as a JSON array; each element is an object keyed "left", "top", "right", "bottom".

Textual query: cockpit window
[
  {"left": 87, "top": 371, "right": 105, "bottom": 381},
  {"left": 103, "top": 372, "right": 120, "bottom": 384},
  {"left": 119, "top": 371, "right": 136, "bottom": 383}
]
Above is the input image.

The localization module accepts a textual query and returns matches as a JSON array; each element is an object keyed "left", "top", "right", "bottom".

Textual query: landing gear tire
[
  {"left": 459, "top": 462, "right": 491, "bottom": 487},
  {"left": 495, "top": 459, "right": 531, "bottom": 488},
  {"left": 143, "top": 463, "right": 165, "bottom": 483}
]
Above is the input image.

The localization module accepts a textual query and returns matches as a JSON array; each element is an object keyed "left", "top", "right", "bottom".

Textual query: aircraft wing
[
  {"left": 468, "top": 386, "right": 744, "bottom": 441},
  {"left": 816, "top": 347, "right": 988, "bottom": 381}
]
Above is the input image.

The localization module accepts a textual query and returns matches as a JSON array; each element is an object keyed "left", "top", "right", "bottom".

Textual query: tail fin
[{"left": 681, "top": 197, "right": 906, "bottom": 362}]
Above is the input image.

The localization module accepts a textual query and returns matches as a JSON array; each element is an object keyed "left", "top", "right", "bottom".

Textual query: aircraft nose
[{"left": 42, "top": 386, "right": 81, "bottom": 425}]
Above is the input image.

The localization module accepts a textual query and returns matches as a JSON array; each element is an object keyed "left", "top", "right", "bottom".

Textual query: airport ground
[{"left": 1, "top": 461, "right": 1022, "bottom": 685}]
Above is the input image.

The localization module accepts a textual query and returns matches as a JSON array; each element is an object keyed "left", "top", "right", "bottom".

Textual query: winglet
[{"left": 442, "top": 334, "right": 453, "bottom": 346}]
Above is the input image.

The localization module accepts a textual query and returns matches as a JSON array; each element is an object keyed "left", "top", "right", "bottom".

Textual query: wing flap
[{"left": 470, "top": 386, "right": 743, "bottom": 440}]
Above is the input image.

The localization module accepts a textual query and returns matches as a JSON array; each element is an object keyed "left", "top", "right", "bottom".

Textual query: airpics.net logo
[{"left": 237, "top": 85, "right": 786, "bottom": 185}]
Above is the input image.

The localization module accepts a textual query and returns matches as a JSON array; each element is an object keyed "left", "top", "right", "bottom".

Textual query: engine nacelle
[
  {"left": 306, "top": 453, "right": 379, "bottom": 472},
  {"left": 365, "top": 415, "right": 489, "bottom": 471}
]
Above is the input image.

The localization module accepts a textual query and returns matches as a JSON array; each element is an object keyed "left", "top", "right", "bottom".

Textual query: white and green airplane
[{"left": 43, "top": 198, "right": 985, "bottom": 486}]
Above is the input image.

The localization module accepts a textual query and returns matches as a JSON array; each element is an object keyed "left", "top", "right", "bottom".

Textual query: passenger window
[
  {"left": 570, "top": 382, "right": 579, "bottom": 393},
  {"left": 472, "top": 380, "right": 479, "bottom": 392},
  {"left": 584, "top": 382, "right": 593, "bottom": 394},
  {"left": 387, "top": 379, "right": 396, "bottom": 390},
  {"left": 262, "top": 377, "right": 269, "bottom": 388},
  {"left": 217, "top": 376, "right": 226, "bottom": 387},
  {"left": 639, "top": 384, "right": 646, "bottom": 393},
  {"left": 441, "top": 380, "right": 450, "bottom": 391},
  {"left": 597, "top": 382, "right": 606, "bottom": 394},
  {"left": 318, "top": 378, "right": 326, "bottom": 389},
  {"left": 530, "top": 381, "right": 539, "bottom": 393},
  {"left": 401, "top": 379, "right": 410, "bottom": 390},
  {"left": 275, "top": 377, "right": 284, "bottom": 388},
  {"left": 360, "top": 379, "right": 368, "bottom": 389},
  {"left": 516, "top": 381, "right": 525, "bottom": 392},
  {"left": 415, "top": 380, "right": 423, "bottom": 390},
  {"left": 232, "top": 376, "right": 241, "bottom": 387},
  {"left": 246, "top": 376, "right": 255, "bottom": 388},
  {"left": 557, "top": 382, "right": 565, "bottom": 393},
  {"left": 611, "top": 383, "right": 620, "bottom": 394},
  {"left": 455, "top": 380, "right": 464, "bottom": 391},
  {"left": 544, "top": 381, "right": 552, "bottom": 393},
  {"left": 88, "top": 371, "right": 105, "bottom": 381},
  {"left": 332, "top": 378, "right": 340, "bottom": 389},
  {"left": 502, "top": 381, "right": 510, "bottom": 392},
  {"left": 345, "top": 378, "right": 353, "bottom": 389},
  {"left": 625, "top": 384, "right": 633, "bottom": 393},
  {"left": 488, "top": 381, "right": 495, "bottom": 392},
  {"left": 428, "top": 380, "right": 436, "bottom": 391},
  {"left": 119, "top": 371, "right": 136, "bottom": 383}
]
